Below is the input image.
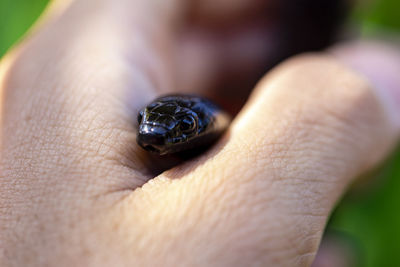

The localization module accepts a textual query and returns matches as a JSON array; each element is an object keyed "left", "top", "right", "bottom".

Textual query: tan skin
[{"left": 1, "top": 0, "right": 400, "bottom": 266}]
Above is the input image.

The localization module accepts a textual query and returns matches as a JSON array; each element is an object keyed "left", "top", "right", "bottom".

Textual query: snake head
[
  {"left": 136, "top": 94, "right": 229, "bottom": 155},
  {"left": 137, "top": 98, "right": 201, "bottom": 155}
]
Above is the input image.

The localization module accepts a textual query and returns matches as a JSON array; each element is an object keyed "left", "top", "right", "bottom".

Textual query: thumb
[{"left": 125, "top": 50, "right": 400, "bottom": 266}]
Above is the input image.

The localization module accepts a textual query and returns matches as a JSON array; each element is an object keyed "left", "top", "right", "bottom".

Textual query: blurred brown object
[{"left": 186, "top": 0, "right": 352, "bottom": 114}]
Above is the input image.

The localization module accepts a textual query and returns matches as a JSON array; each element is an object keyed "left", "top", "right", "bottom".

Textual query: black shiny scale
[{"left": 137, "top": 95, "right": 231, "bottom": 155}]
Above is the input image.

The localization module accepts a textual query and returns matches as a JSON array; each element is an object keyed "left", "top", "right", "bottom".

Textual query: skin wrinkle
[
  {"left": 192, "top": 55, "right": 392, "bottom": 266},
  {"left": 288, "top": 222, "right": 324, "bottom": 262},
  {"left": 126, "top": 151, "right": 292, "bottom": 266},
  {"left": 1, "top": 48, "right": 153, "bottom": 264},
  {"left": 276, "top": 57, "right": 386, "bottom": 176},
  {"left": 6, "top": 93, "right": 126, "bottom": 183},
  {"left": 293, "top": 232, "right": 322, "bottom": 265},
  {"left": 2, "top": 29, "right": 162, "bottom": 191}
]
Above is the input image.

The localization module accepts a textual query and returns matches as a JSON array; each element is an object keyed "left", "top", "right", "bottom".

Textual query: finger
[{"left": 117, "top": 52, "right": 400, "bottom": 265}]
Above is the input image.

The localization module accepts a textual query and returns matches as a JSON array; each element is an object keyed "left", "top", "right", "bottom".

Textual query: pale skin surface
[{"left": 1, "top": 0, "right": 400, "bottom": 266}]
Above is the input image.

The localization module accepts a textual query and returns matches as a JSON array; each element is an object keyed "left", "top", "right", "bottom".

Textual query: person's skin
[{"left": 1, "top": 0, "right": 400, "bottom": 266}]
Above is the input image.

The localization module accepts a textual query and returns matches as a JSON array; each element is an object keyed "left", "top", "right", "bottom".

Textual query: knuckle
[
  {"left": 268, "top": 52, "right": 377, "bottom": 116},
  {"left": 234, "top": 53, "right": 392, "bottom": 224},
  {"left": 256, "top": 52, "right": 389, "bottom": 166}
]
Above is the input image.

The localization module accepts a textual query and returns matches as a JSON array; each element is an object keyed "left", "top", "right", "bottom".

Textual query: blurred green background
[{"left": 1, "top": 0, "right": 399, "bottom": 266}]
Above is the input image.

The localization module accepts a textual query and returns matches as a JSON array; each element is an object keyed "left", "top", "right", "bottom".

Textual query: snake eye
[
  {"left": 137, "top": 110, "right": 144, "bottom": 124},
  {"left": 180, "top": 116, "right": 196, "bottom": 133}
]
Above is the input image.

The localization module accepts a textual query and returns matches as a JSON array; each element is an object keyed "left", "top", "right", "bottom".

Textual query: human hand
[{"left": 1, "top": 0, "right": 400, "bottom": 266}]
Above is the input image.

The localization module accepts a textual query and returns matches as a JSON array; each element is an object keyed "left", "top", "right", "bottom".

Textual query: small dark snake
[{"left": 137, "top": 94, "right": 231, "bottom": 155}]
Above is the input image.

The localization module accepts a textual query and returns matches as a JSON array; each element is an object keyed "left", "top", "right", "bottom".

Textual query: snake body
[{"left": 137, "top": 95, "right": 231, "bottom": 155}]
